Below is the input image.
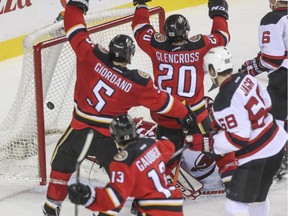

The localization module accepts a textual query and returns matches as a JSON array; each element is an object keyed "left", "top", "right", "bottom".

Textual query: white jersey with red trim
[
  {"left": 258, "top": 7, "right": 288, "bottom": 72},
  {"left": 211, "top": 73, "right": 287, "bottom": 166}
]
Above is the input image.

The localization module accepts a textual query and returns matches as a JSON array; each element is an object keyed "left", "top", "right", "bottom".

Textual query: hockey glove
[
  {"left": 239, "top": 54, "right": 267, "bottom": 76},
  {"left": 133, "top": 0, "right": 151, "bottom": 6},
  {"left": 216, "top": 152, "right": 238, "bottom": 187},
  {"left": 208, "top": 0, "right": 229, "bottom": 20},
  {"left": 68, "top": 183, "right": 95, "bottom": 207},
  {"left": 188, "top": 133, "right": 222, "bottom": 159},
  {"left": 67, "top": 0, "right": 89, "bottom": 13},
  {"left": 179, "top": 105, "right": 197, "bottom": 133}
]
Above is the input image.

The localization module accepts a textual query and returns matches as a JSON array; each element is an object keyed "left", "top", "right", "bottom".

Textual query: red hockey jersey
[
  {"left": 132, "top": 6, "right": 230, "bottom": 128},
  {"left": 87, "top": 138, "right": 184, "bottom": 216},
  {"left": 64, "top": 5, "right": 189, "bottom": 136}
]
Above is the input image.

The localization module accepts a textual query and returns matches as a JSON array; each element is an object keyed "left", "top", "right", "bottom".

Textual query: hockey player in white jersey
[
  {"left": 239, "top": 0, "right": 287, "bottom": 129},
  {"left": 190, "top": 46, "right": 287, "bottom": 216},
  {"left": 239, "top": 0, "right": 287, "bottom": 181}
]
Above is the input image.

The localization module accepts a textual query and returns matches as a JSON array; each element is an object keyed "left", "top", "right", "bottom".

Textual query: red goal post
[{"left": 0, "top": 7, "right": 165, "bottom": 185}]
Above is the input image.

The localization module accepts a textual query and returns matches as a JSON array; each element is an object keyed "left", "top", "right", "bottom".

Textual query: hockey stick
[
  {"left": 168, "top": 143, "right": 192, "bottom": 185},
  {"left": 75, "top": 130, "right": 94, "bottom": 216}
]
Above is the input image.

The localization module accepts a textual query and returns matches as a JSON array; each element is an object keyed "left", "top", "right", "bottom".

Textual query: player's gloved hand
[
  {"left": 68, "top": 183, "right": 95, "bottom": 206},
  {"left": 133, "top": 0, "right": 151, "bottom": 6},
  {"left": 67, "top": 0, "right": 89, "bottom": 13},
  {"left": 216, "top": 152, "right": 238, "bottom": 187},
  {"left": 179, "top": 105, "right": 197, "bottom": 133},
  {"left": 188, "top": 133, "right": 222, "bottom": 159},
  {"left": 238, "top": 54, "right": 267, "bottom": 76},
  {"left": 208, "top": 0, "right": 229, "bottom": 20},
  {"left": 55, "top": 11, "right": 65, "bottom": 23}
]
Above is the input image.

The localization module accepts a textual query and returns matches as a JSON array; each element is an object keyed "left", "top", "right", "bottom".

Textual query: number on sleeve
[{"left": 111, "top": 171, "right": 125, "bottom": 183}]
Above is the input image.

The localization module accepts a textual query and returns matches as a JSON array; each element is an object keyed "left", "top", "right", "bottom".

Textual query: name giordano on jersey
[{"left": 94, "top": 62, "right": 132, "bottom": 92}]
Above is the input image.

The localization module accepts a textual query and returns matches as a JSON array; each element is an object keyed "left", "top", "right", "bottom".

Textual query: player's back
[
  {"left": 259, "top": 8, "right": 288, "bottom": 71},
  {"left": 148, "top": 35, "right": 209, "bottom": 105},
  {"left": 111, "top": 138, "right": 183, "bottom": 215},
  {"left": 71, "top": 44, "right": 162, "bottom": 135},
  {"left": 213, "top": 73, "right": 287, "bottom": 164}
]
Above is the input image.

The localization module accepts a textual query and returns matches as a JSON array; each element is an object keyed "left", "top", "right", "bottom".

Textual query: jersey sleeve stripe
[
  {"left": 261, "top": 53, "right": 286, "bottom": 69},
  {"left": 65, "top": 24, "right": 86, "bottom": 41},
  {"left": 225, "top": 131, "right": 249, "bottom": 148},
  {"left": 105, "top": 187, "right": 122, "bottom": 208},
  {"left": 236, "top": 121, "right": 279, "bottom": 159},
  {"left": 157, "top": 94, "right": 174, "bottom": 115},
  {"left": 216, "top": 30, "right": 229, "bottom": 46},
  {"left": 73, "top": 102, "right": 113, "bottom": 127},
  {"left": 138, "top": 198, "right": 184, "bottom": 212}
]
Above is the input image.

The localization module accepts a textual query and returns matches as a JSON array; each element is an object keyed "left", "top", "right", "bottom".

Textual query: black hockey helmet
[
  {"left": 164, "top": 14, "right": 190, "bottom": 43},
  {"left": 108, "top": 34, "right": 136, "bottom": 64},
  {"left": 110, "top": 114, "right": 137, "bottom": 146}
]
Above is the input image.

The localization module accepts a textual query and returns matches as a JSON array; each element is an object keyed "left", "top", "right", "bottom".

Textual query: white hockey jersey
[
  {"left": 258, "top": 7, "right": 288, "bottom": 72},
  {"left": 211, "top": 73, "right": 287, "bottom": 166}
]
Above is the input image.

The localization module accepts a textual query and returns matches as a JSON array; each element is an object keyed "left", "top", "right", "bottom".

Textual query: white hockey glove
[
  {"left": 68, "top": 183, "right": 96, "bottom": 207},
  {"left": 67, "top": 0, "right": 89, "bottom": 13}
]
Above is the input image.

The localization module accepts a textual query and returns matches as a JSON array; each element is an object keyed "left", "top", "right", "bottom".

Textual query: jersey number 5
[{"left": 88, "top": 80, "right": 115, "bottom": 112}]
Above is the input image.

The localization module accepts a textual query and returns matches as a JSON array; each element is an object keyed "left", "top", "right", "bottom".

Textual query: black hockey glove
[
  {"left": 133, "top": 0, "right": 151, "bottom": 6},
  {"left": 208, "top": 0, "right": 229, "bottom": 20},
  {"left": 68, "top": 183, "right": 95, "bottom": 206},
  {"left": 67, "top": 0, "right": 89, "bottom": 13},
  {"left": 179, "top": 105, "right": 197, "bottom": 133}
]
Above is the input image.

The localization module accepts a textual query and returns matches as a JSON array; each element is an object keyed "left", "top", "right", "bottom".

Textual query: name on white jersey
[{"left": 240, "top": 77, "right": 255, "bottom": 96}]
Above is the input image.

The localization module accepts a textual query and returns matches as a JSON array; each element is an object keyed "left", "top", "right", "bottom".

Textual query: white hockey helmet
[
  {"left": 269, "top": 0, "right": 288, "bottom": 7},
  {"left": 203, "top": 46, "right": 233, "bottom": 91}
]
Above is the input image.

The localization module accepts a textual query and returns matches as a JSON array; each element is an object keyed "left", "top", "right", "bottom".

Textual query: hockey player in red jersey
[
  {"left": 191, "top": 46, "right": 288, "bottom": 216},
  {"left": 42, "top": 1, "right": 196, "bottom": 215},
  {"left": 131, "top": 0, "right": 237, "bottom": 190},
  {"left": 68, "top": 114, "right": 184, "bottom": 216},
  {"left": 132, "top": 0, "right": 230, "bottom": 148}
]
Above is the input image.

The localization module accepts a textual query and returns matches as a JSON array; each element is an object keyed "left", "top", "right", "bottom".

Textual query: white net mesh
[{"left": 0, "top": 7, "right": 163, "bottom": 184}]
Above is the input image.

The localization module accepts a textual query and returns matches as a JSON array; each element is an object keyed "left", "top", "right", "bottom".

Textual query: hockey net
[{"left": 0, "top": 7, "right": 165, "bottom": 185}]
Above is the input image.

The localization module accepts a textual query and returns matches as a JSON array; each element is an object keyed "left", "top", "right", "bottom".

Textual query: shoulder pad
[
  {"left": 188, "top": 34, "right": 202, "bottom": 42},
  {"left": 98, "top": 44, "right": 109, "bottom": 54},
  {"left": 114, "top": 150, "right": 128, "bottom": 161},
  {"left": 154, "top": 33, "right": 167, "bottom": 43},
  {"left": 137, "top": 70, "right": 150, "bottom": 79}
]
